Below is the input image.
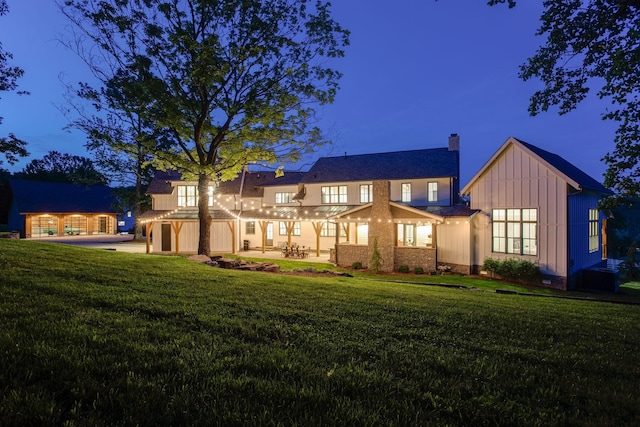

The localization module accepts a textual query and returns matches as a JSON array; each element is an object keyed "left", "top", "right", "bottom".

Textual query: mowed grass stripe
[{"left": 0, "top": 239, "right": 638, "bottom": 425}]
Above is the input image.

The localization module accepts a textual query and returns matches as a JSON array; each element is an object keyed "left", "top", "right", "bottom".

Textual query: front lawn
[{"left": 1, "top": 240, "right": 639, "bottom": 425}]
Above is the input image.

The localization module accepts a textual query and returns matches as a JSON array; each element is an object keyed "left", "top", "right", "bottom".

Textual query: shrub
[
  {"left": 414, "top": 266, "right": 424, "bottom": 275},
  {"left": 398, "top": 265, "right": 410, "bottom": 273},
  {"left": 369, "top": 237, "right": 384, "bottom": 273},
  {"left": 482, "top": 258, "right": 541, "bottom": 284},
  {"left": 351, "top": 261, "right": 363, "bottom": 270}
]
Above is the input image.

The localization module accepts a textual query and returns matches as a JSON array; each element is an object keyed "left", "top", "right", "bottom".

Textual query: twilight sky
[{"left": 0, "top": 0, "right": 616, "bottom": 186}]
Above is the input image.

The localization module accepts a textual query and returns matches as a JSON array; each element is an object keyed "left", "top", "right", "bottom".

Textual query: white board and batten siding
[
  {"left": 465, "top": 142, "right": 569, "bottom": 278},
  {"left": 436, "top": 219, "right": 473, "bottom": 267},
  {"left": 152, "top": 221, "right": 233, "bottom": 253}
]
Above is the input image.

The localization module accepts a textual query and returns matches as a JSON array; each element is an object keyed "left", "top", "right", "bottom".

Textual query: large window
[
  {"left": 589, "top": 209, "right": 599, "bottom": 253},
  {"left": 177, "top": 185, "right": 198, "bottom": 207},
  {"left": 208, "top": 185, "right": 215, "bottom": 207},
  {"left": 275, "top": 192, "right": 295, "bottom": 204},
  {"left": 279, "top": 221, "right": 301, "bottom": 236},
  {"left": 360, "top": 184, "right": 373, "bottom": 203},
  {"left": 428, "top": 182, "right": 438, "bottom": 202},
  {"left": 492, "top": 208, "right": 537, "bottom": 255},
  {"left": 401, "top": 183, "right": 411, "bottom": 202},
  {"left": 397, "top": 223, "right": 433, "bottom": 247},
  {"left": 321, "top": 185, "right": 347, "bottom": 204}
]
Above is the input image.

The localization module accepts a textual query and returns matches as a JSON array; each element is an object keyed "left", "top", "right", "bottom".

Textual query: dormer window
[{"left": 177, "top": 185, "right": 197, "bottom": 207}]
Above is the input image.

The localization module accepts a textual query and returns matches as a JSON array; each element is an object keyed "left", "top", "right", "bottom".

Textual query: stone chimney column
[{"left": 368, "top": 180, "right": 395, "bottom": 272}]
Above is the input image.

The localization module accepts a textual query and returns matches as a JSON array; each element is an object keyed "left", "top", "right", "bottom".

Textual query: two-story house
[{"left": 140, "top": 134, "right": 474, "bottom": 274}]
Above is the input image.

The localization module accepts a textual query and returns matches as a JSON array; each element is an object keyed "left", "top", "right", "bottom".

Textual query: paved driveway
[{"left": 29, "top": 234, "right": 147, "bottom": 253}]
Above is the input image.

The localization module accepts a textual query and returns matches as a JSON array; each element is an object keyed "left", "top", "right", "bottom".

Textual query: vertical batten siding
[
  {"left": 436, "top": 219, "right": 473, "bottom": 268},
  {"left": 466, "top": 144, "right": 569, "bottom": 278}
]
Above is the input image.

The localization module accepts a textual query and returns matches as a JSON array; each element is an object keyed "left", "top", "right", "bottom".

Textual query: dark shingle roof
[
  {"left": 516, "top": 138, "right": 611, "bottom": 193},
  {"left": 146, "top": 170, "right": 181, "bottom": 194},
  {"left": 300, "top": 148, "right": 459, "bottom": 183},
  {"left": 147, "top": 170, "right": 305, "bottom": 197},
  {"left": 9, "top": 179, "right": 115, "bottom": 213}
]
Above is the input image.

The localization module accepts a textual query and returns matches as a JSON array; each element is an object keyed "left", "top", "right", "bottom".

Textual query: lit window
[
  {"left": 401, "top": 183, "right": 411, "bottom": 202},
  {"left": 589, "top": 209, "right": 599, "bottom": 253},
  {"left": 321, "top": 186, "right": 347, "bottom": 204},
  {"left": 360, "top": 184, "right": 373, "bottom": 203},
  {"left": 208, "top": 185, "right": 215, "bottom": 207},
  {"left": 428, "top": 182, "right": 438, "bottom": 202},
  {"left": 177, "top": 185, "right": 198, "bottom": 207},
  {"left": 492, "top": 208, "right": 537, "bottom": 255},
  {"left": 275, "top": 192, "right": 295, "bottom": 204}
]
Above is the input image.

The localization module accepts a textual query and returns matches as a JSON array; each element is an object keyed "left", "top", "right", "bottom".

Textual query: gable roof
[
  {"left": 146, "top": 170, "right": 181, "bottom": 195},
  {"left": 300, "top": 147, "right": 459, "bottom": 183},
  {"left": 461, "top": 137, "right": 611, "bottom": 195},
  {"left": 9, "top": 179, "right": 115, "bottom": 213}
]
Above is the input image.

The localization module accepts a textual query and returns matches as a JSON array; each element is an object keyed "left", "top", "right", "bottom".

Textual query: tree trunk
[
  {"left": 197, "top": 173, "right": 212, "bottom": 255},
  {"left": 133, "top": 164, "right": 144, "bottom": 241}
]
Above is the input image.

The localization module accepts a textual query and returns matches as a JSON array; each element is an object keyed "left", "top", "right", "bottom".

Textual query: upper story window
[
  {"left": 275, "top": 192, "right": 296, "bottom": 204},
  {"left": 208, "top": 185, "right": 215, "bottom": 207},
  {"left": 428, "top": 182, "right": 438, "bottom": 202},
  {"left": 360, "top": 184, "right": 373, "bottom": 203},
  {"left": 321, "top": 185, "right": 347, "bottom": 204},
  {"left": 177, "top": 185, "right": 198, "bottom": 207},
  {"left": 589, "top": 209, "right": 599, "bottom": 253},
  {"left": 492, "top": 208, "right": 537, "bottom": 255},
  {"left": 401, "top": 183, "right": 411, "bottom": 202},
  {"left": 177, "top": 185, "right": 215, "bottom": 207}
]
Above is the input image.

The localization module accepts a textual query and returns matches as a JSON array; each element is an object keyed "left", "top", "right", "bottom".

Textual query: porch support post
[
  {"left": 145, "top": 221, "right": 155, "bottom": 254},
  {"left": 311, "top": 221, "right": 322, "bottom": 257},
  {"left": 171, "top": 221, "right": 184, "bottom": 254},
  {"left": 258, "top": 221, "right": 268, "bottom": 253},
  {"left": 355, "top": 222, "right": 358, "bottom": 244},
  {"left": 341, "top": 223, "right": 350, "bottom": 243}
]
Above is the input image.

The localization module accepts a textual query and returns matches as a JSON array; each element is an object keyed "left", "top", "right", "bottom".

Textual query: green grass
[{"left": 1, "top": 240, "right": 639, "bottom": 425}]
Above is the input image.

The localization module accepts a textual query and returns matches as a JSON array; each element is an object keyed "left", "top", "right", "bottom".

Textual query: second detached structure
[{"left": 140, "top": 134, "right": 477, "bottom": 274}]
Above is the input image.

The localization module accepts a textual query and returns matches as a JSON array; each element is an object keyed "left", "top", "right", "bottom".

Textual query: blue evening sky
[{"left": 0, "top": 1, "right": 616, "bottom": 186}]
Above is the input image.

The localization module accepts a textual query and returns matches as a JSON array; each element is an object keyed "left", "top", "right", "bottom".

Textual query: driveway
[{"left": 29, "top": 234, "right": 147, "bottom": 253}]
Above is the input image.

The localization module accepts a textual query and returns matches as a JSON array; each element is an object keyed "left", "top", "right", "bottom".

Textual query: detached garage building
[{"left": 7, "top": 179, "right": 118, "bottom": 238}]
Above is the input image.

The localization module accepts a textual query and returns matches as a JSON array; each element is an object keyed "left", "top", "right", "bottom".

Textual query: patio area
[{"left": 233, "top": 248, "right": 331, "bottom": 263}]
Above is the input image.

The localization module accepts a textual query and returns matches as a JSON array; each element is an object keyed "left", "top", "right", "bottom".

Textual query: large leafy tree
[
  {"left": 0, "top": 0, "right": 28, "bottom": 167},
  {"left": 61, "top": 77, "right": 170, "bottom": 240},
  {"left": 15, "top": 150, "right": 108, "bottom": 186},
  {"left": 60, "top": 0, "right": 349, "bottom": 255},
  {"left": 489, "top": 0, "right": 640, "bottom": 205}
]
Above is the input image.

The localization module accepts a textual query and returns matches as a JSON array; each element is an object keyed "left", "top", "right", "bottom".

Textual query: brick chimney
[
  {"left": 448, "top": 133, "right": 460, "bottom": 151},
  {"left": 368, "top": 180, "right": 395, "bottom": 272}
]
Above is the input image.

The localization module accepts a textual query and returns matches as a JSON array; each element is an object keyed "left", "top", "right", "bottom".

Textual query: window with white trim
[
  {"left": 275, "top": 192, "right": 295, "bottom": 204},
  {"left": 177, "top": 185, "right": 198, "bottom": 207},
  {"left": 428, "top": 182, "right": 438, "bottom": 202},
  {"left": 321, "top": 185, "right": 347, "bottom": 204},
  {"left": 492, "top": 208, "right": 537, "bottom": 255},
  {"left": 589, "top": 209, "right": 599, "bottom": 253},
  {"left": 208, "top": 185, "right": 215, "bottom": 207},
  {"left": 401, "top": 183, "right": 411, "bottom": 202},
  {"left": 360, "top": 184, "right": 373, "bottom": 203}
]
